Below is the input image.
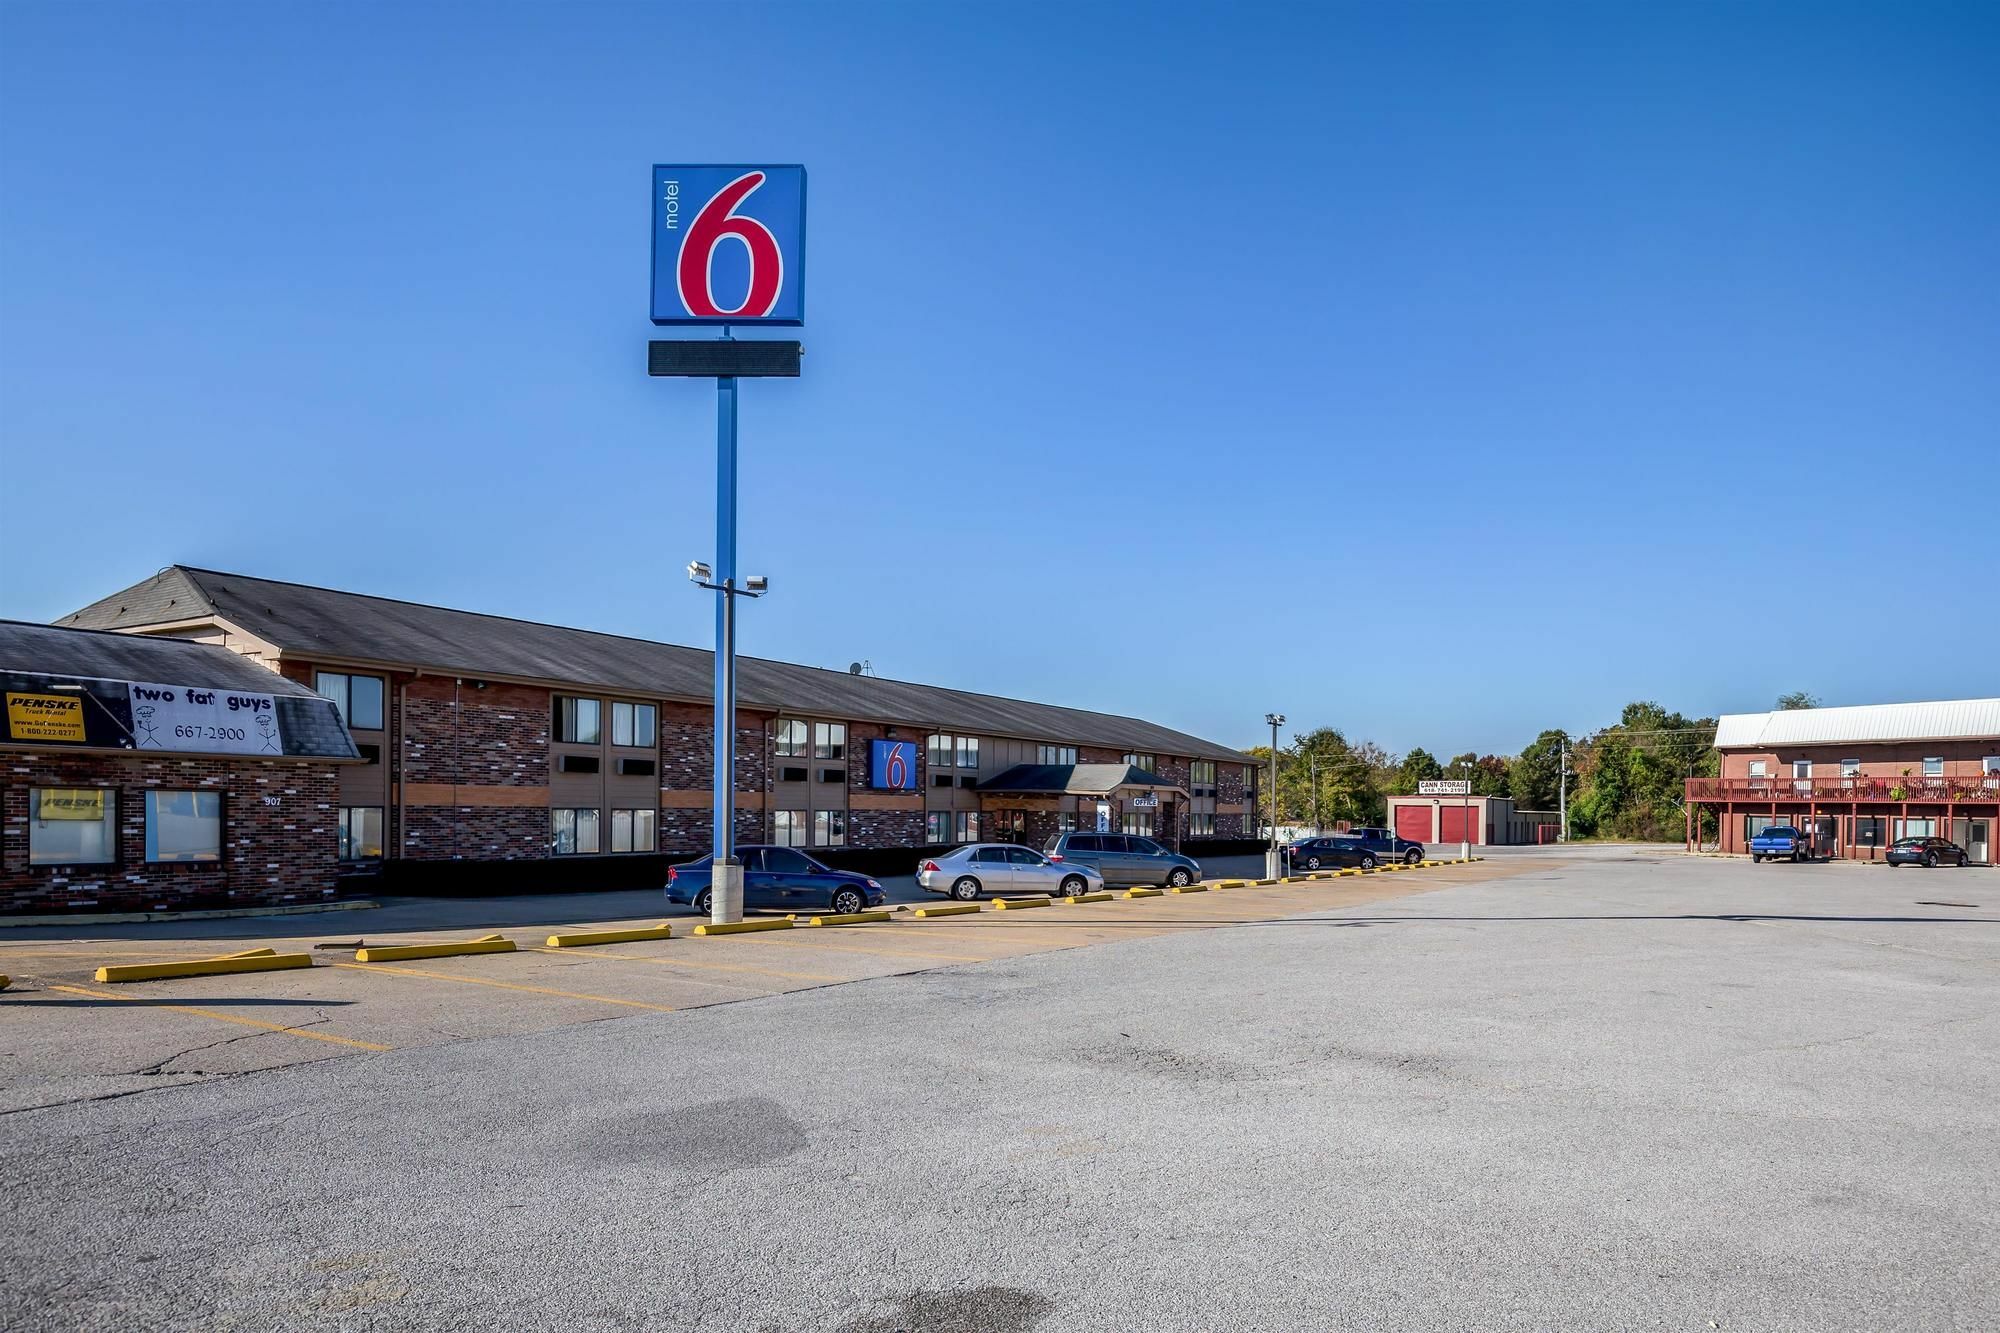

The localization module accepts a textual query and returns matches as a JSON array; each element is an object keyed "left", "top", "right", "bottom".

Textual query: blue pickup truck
[{"left": 1749, "top": 825, "right": 1813, "bottom": 863}]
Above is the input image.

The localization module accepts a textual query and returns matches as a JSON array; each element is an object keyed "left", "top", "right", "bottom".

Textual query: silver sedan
[{"left": 917, "top": 844, "right": 1105, "bottom": 901}]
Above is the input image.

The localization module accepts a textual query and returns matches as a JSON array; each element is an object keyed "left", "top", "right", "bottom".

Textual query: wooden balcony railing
[{"left": 1687, "top": 776, "right": 2000, "bottom": 802}]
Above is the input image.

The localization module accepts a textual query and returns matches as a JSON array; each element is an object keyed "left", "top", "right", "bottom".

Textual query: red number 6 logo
[{"left": 676, "top": 171, "right": 783, "bottom": 318}]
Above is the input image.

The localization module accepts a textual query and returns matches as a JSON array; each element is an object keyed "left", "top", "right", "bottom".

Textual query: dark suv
[
  {"left": 1332, "top": 827, "right": 1426, "bottom": 866},
  {"left": 1042, "top": 831, "right": 1201, "bottom": 888}
]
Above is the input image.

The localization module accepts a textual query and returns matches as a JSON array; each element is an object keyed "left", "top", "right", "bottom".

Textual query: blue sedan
[{"left": 665, "top": 845, "right": 888, "bottom": 916}]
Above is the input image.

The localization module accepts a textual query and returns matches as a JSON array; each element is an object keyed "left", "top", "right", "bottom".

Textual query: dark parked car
[
  {"left": 1042, "top": 831, "right": 1202, "bottom": 888},
  {"left": 665, "top": 845, "right": 887, "bottom": 915},
  {"left": 1886, "top": 836, "right": 1970, "bottom": 868},
  {"left": 1332, "top": 827, "right": 1425, "bottom": 866},
  {"left": 1286, "top": 837, "right": 1374, "bottom": 870}
]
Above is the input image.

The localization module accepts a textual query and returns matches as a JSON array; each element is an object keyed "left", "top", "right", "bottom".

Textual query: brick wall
[
  {"left": 402, "top": 678, "right": 548, "bottom": 787},
  {"left": 2, "top": 750, "right": 342, "bottom": 915}
]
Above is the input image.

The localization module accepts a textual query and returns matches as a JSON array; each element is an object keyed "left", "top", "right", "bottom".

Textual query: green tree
[
  {"left": 1776, "top": 691, "right": 1819, "bottom": 710},
  {"left": 1511, "top": 730, "right": 1566, "bottom": 810},
  {"left": 1394, "top": 747, "right": 1443, "bottom": 793},
  {"left": 1280, "top": 727, "right": 1385, "bottom": 829}
]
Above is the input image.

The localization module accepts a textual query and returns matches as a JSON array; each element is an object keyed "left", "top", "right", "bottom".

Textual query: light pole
[
  {"left": 1265, "top": 712, "right": 1285, "bottom": 878},
  {"left": 687, "top": 560, "right": 768, "bottom": 924},
  {"left": 1557, "top": 732, "right": 1569, "bottom": 843}
]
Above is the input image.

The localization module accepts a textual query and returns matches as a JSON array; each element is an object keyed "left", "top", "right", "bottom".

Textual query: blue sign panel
[
  {"left": 869, "top": 739, "right": 917, "bottom": 791},
  {"left": 651, "top": 164, "right": 806, "bottom": 326}
]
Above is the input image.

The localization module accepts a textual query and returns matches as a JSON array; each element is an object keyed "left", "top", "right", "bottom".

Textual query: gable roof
[
  {"left": 61, "top": 567, "right": 1253, "bottom": 763},
  {"left": 1714, "top": 698, "right": 2000, "bottom": 750}
]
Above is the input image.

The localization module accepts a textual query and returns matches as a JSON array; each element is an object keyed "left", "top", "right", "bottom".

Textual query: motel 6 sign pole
[{"left": 649, "top": 164, "right": 806, "bottom": 926}]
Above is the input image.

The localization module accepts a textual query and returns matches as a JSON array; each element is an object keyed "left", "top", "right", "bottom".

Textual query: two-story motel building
[
  {"left": 58, "top": 568, "right": 1258, "bottom": 879},
  {"left": 1686, "top": 698, "right": 2000, "bottom": 865}
]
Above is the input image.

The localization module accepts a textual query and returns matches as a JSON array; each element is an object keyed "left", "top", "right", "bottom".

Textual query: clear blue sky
[{"left": 2, "top": 2, "right": 1994, "bottom": 757}]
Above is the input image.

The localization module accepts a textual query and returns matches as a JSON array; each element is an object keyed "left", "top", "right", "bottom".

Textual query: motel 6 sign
[{"left": 651, "top": 165, "right": 807, "bottom": 325}]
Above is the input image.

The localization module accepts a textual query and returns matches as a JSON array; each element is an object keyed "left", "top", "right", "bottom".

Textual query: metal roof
[
  {"left": 1713, "top": 698, "right": 2000, "bottom": 750},
  {"left": 61, "top": 567, "right": 1254, "bottom": 763}
]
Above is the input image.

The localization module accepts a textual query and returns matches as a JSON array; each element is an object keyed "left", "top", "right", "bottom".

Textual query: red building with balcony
[{"left": 1686, "top": 698, "right": 1999, "bottom": 866}]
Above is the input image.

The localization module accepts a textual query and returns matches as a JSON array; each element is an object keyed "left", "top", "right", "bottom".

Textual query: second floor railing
[{"left": 1688, "top": 775, "right": 2000, "bottom": 802}]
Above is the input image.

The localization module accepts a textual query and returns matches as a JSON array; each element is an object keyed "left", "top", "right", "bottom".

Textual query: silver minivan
[{"left": 1042, "top": 831, "right": 1201, "bottom": 888}]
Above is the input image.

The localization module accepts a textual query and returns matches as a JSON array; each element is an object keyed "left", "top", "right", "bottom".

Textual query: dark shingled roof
[
  {"left": 62, "top": 567, "right": 1252, "bottom": 763},
  {"left": 0, "top": 620, "right": 360, "bottom": 760}
]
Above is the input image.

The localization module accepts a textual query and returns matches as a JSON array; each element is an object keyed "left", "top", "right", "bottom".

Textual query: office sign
[
  {"left": 651, "top": 165, "right": 807, "bottom": 325},
  {"left": 1128, "top": 794, "right": 1160, "bottom": 809},
  {"left": 1418, "top": 779, "right": 1472, "bottom": 796},
  {"left": 6, "top": 692, "right": 86, "bottom": 743},
  {"left": 128, "top": 682, "right": 282, "bottom": 755},
  {"left": 868, "top": 739, "right": 917, "bottom": 791}
]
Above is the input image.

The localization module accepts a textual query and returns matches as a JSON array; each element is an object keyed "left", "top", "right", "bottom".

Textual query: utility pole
[
  {"left": 1309, "top": 751, "right": 1318, "bottom": 833},
  {"left": 1558, "top": 732, "right": 1569, "bottom": 844},
  {"left": 1264, "top": 713, "right": 1285, "bottom": 878}
]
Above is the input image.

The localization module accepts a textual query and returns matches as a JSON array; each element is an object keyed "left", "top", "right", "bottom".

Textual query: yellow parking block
[
  {"left": 545, "top": 923, "right": 674, "bottom": 948},
  {"left": 911, "top": 904, "right": 982, "bottom": 918},
  {"left": 354, "top": 934, "right": 516, "bottom": 963},
  {"left": 1337, "top": 868, "right": 1361, "bottom": 876},
  {"left": 1123, "top": 888, "right": 1164, "bottom": 899},
  {"left": 804, "top": 910, "right": 895, "bottom": 927},
  {"left": 693, "top": 918, "right": 795, "bottom": 936},
  {"left": 1253, "top": 878, "right": 1278, "bottom": 885},
  {"left": 1214, "top": 880, "right": 1247, "bottom": 888},
  {"left": 1169, "top": 884, "right": 1209, "bottom": 895},
  {"left": 991, "top": 897, "right": 1050, "bottom": 911},
  {"left": 94, "top": 948, "right": 314, "bottom": 984},
  {"left": 1061, "top": 892, "right": 1115, "bottom": 904}
]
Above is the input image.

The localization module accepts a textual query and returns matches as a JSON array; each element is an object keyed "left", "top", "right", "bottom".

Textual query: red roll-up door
[
  {"left": 1395, "top": 806, "right": 1432, "bottom": 842},
  {"left": 1438, "top": 805, "right": 1474, "bottom": 843}
]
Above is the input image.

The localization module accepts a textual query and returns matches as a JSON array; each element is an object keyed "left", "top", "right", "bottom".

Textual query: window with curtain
[
  {"left": 611, "top": 702, "right": 656, "bottom": 748},
  {"left": 315, "top": 672, "right": 385, "bottom": 730},
  {"left": 552, "top": 808, "right": 601, "bottom": 854},
  {"left": 145, "top": 790, "right": 221, "bottom": 863},
  {"left": 555, "top": 697, "right": 602, "bottom": 745}
]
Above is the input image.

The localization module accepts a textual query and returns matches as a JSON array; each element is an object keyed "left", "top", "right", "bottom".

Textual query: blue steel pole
[{"left": 712, "top": 373, "right": 739, "bottom": 895}]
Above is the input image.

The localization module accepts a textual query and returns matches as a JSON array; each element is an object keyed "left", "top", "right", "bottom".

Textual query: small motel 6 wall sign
[{"left": 652, "top": 165, "right": 807, "bottom": 325}]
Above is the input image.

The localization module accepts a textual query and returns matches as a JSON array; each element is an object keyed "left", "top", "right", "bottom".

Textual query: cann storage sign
[{"left": 651, "top": 165, "right": 807, "bottom": 325}]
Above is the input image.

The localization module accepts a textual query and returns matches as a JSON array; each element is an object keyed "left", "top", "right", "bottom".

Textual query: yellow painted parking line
[
  {"left": 46, "top": 984, "right": 391, "bottom": 1051},
  {"left": 525, "top": 948, "right": 774, "bottom": 991},
  {"left": 551, "top": 948, "right": 842, "bottom": 984},
  {"left": 333, "top": 962, "right": 677, "bottom": 1011},
  {"left": 756, "top": 934, "right": 988, "bottom": 965}
]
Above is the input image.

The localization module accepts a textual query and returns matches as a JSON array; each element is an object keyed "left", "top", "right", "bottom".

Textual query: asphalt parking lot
[{"left": 3, "top": 846, "right": 1995, "bottom": 1332}]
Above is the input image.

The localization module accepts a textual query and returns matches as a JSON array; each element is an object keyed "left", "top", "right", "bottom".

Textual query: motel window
[
  {"left": 609, "top": 808, "right": 657, "bottom": 854},
  {"left": 1984, "top": 757, "right": 2000, "bottom": 788},
  {"left": 956, "top": 736, "right": 980, "bottom": 768},
  {"left": 924, "top": 811, "right": 951, "bottom": 844},
  {"left": 145, "top": 790, "right": 222, "bottom": 863},
  {"left": 1793, "top": 760, "right": 1811, "bottom": 779},
  {"left": 552, "top": 808, "right": 601, "bottom": 855},
  {"left": 315, "top": 672, "right": 385, "bottom": 731},
  {"left": 338, "top": 807, "right": 384, "bottom": 860},
  {"left": 927, "top": 734, "right": 953, "bottom": 767},
  {"left": 1058, "top": 812, "right": 1077, "bottom": 833},
  {"left": 954, "top": 811, "right": 980, "bottom": 842},
  {"left": 1122, "top": 813, "right": 1155, "bottom": 836},
  {"left": 776, "top": 719, "right": 809, "bottom": 757},
  {"left": 1744, "top": 815, "right": 1778, "bottom": 841},
  {"left": 28, "top": 788, "right": 117, "bottom": 866},
  {"left": 1922, "top": 757, "right": 1944, "bottom": 778},
  {"left": 554, "top": 697, "right": 602, "bottom": 745},
  {"left": 814, "top": 722, "right": 846, "bottom": 760},
  {"left": 1854, "top": 817, "right": 1886, "bottom": 848},
  {"left": 1038, "top": 745, "right": 1077, "bottom": 766},
  {"left": 814, "top": 809, "right": 846, "bottom": 847},
  {"left": 1841, "top": 759, "right": 1860, "bottom": 779},
  {"left": 1191, "top": 761, "right": 1216, "bottom": 795},
  {"left": 1895, "top": 817, "right": 1937, "bottom": 841},
  {"left": 1123, "top": 753, "right": 1156, "bottom": 774},
  {"left": 1747, "top": 761, "right": 1767, "bottom": 780},
  {"left": 1189, "top": 813, "right": 1216, "bottom": 837},
  {"left": 611, "top": 702, "right": 657, "bottom": 748},
  {"left": 774, "top": 810, "right": 808, "bottom": 847}
]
